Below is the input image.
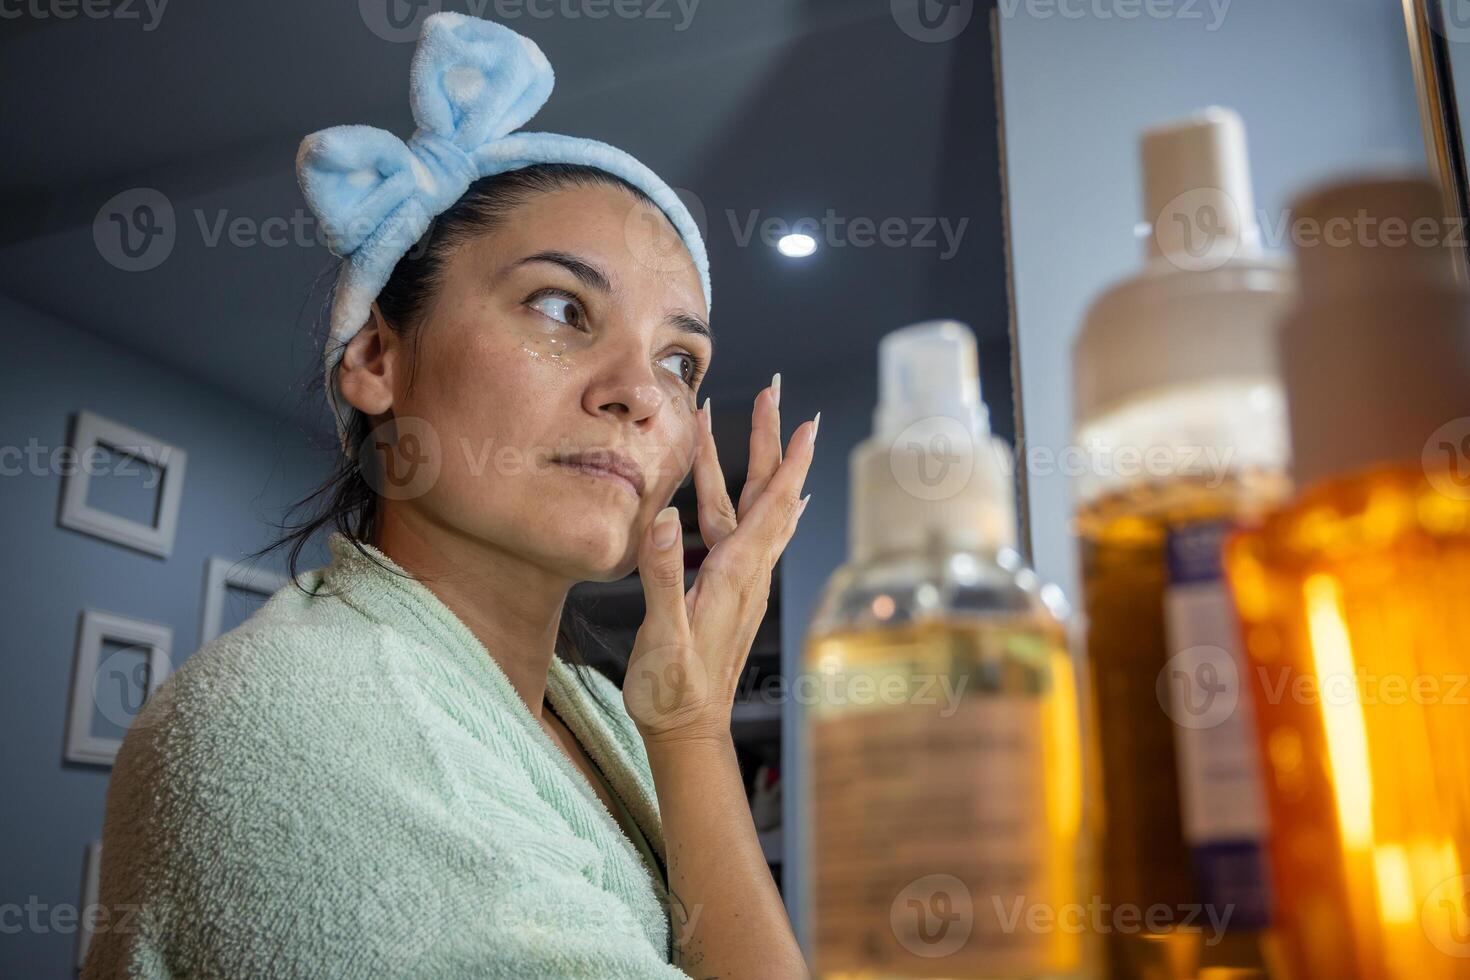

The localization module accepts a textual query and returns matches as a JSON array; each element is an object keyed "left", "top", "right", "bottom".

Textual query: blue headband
[{"left": 295, "top": 12, "right": 712, "bottom": 452}]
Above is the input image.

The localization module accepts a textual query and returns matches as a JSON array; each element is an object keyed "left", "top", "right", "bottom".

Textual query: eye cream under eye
[{"left": 518, "top": 336, "right": 573, "bottom": 370}]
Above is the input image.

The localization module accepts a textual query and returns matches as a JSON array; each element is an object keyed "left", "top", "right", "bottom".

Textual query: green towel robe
[{"left": 84, "top": 531, "right": 688, "bottom": 979}]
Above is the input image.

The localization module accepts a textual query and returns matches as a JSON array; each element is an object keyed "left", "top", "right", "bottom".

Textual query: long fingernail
[
  {"left": 702, "top": 396, "right": 712, "bottom": 432},
  {"left": 801, "top": 413, "right": 820, "bottom": 448},
  {"left": 770, "top": 372, "right": 781, "bottom": 409},
  {"left": 653, "top": 506, "right": 681, "bottom": 550},
  {"left": 797, "top": 493, "right": 811, "bottom": 518}
]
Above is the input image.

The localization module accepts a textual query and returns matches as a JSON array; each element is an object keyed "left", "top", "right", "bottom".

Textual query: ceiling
[{"left": 0, "top": 0, "right": 1013, "bottom": 440}]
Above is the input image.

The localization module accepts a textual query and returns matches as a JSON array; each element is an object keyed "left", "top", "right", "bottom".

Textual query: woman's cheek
[{"left": 655, "top": 422, "right": 697, "bottom": 498}]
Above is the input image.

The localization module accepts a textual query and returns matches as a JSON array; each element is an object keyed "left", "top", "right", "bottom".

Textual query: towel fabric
[{"left": 84, "top": 531, "right": 689, "bottom": 979}]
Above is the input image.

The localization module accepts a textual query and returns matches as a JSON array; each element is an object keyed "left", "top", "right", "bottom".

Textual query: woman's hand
[{"left": 623, "top": 377, "right": 818, "bottom": 745}]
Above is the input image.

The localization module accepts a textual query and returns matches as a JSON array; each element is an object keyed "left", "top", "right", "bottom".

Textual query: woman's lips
[{"left": 553, "top": 459, "right": 641, "bottom": 500}]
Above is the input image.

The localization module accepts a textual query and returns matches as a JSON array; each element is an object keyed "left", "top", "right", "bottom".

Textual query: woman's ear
[{"left": 336, "top": 303, "right": 398, "bottom": 418}]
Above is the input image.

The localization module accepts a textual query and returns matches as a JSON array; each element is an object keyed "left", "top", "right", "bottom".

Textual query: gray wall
[
  {"left": 998, "top": 0, "right": 1426, "bottom": 602},
  {"left": 0, "top": 292, "right": 328, "bottom": 976}
]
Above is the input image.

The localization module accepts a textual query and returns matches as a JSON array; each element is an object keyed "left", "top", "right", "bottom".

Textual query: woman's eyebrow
[
  {"left": 667, "top": 310, "right": 714, "bottom": 348},
  {"left": 513, "top": 250, "right": 612, "bottom": 293}
]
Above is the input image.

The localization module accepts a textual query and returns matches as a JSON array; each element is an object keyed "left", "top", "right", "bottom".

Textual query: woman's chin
[
  {"left": 547, "top": 527, "right": 639, "bottom": 582},
  {"left": 560, "top": 555, "right": 636, "bottom": 587}
]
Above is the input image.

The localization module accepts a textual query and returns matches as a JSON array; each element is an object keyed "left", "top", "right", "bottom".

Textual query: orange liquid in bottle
[{"left": 1225, "top": 461, "right": 1470, "bottom": 979}]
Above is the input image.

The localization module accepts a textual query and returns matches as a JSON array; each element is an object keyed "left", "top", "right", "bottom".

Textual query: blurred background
[{"left": 0, "top": 0, "right": 1428, "bottom": 974}]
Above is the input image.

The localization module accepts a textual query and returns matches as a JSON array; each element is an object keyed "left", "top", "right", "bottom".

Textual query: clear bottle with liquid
[
  {"left": 1070, "top": 108, "right": 1293, "bottom": 979},
  {"left": 1223, "top": 175, "right": 1470, "bottom": 980},
  {"left": 802, "top": 320, "right": 1093, "bottom": 979}
]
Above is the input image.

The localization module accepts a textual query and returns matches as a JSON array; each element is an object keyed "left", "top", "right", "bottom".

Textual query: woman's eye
[
  {"left": 658, "top": 352, "right": 699, "bottom": 387},
  {"left": 528, "top": 291, "right": 585, "bottom": 329}
]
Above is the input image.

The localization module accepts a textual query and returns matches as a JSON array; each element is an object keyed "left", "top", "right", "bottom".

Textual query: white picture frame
[
  {"left": 77, "top": 839, "right": 102, "bottom": 970},
  {"left": 58, "top": 410, "right": 188, "bottom": 559},
  {"left": 65, "top": 610, "right": 172, "bottom": 767},
  {"left": 199, "top": 556, "right": 287, "bottom": 646}
]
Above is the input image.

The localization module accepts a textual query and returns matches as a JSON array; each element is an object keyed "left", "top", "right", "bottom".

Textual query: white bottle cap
[
  {"left": 1279, "top": 174, "right": 1470, "bottom": 488},
  {"left": 850, "top": 320, "right": 1016, "bottom": 563},
  {"left": 1143, "top": 106, "right": 1261, "bottom": 265},
  {"left": 874, "top": 319, "right": 989, "bottom": 442}
]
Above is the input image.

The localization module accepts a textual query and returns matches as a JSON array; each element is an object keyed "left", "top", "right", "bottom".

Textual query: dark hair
[{"left": 252, "top": 163, "right": 673, "bottom": 716}]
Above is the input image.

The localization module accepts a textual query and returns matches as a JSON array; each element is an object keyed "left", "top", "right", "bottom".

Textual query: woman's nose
[{"left": 583, "top": 344, "right": 666, "bottom": 424}]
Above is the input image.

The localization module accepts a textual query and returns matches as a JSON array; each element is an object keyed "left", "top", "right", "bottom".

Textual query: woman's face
[{"left": 368, "top": 182, "right": 711, "bottom": 582}]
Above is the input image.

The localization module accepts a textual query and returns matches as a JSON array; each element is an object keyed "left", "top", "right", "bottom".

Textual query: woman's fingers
[
  {"left": 774, "top": 492, "right": 812, "bottom": 556},
  {"left": 691, "top": 398, "right": 738, "bottom": 548},
  {"left": 738, "top": 375, "right": 782, "bottom": 519},
  {"left": 637, "top": 506, "right": 691, "bottom": 638},
  {"left": 628, "top": 507, "right": 715, "bottom": 738},
  {"left": 741, "top": 414, "right": 819, "bottom": 558}
]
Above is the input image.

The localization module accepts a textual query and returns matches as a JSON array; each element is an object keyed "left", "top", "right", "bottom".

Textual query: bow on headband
[{"left": 295, "top": 12, "right": 712, "bottom": 454}]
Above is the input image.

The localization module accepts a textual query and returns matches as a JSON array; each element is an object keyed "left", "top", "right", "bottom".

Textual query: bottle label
[
  {"left": 809, "top": 695, "right": 1080, "bottom": 976},
  {"left": 1163, "top": 519, "right": 1272, "bottom": 929}
]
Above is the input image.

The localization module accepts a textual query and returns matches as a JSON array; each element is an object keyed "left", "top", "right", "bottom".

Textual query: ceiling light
[{"left": 777, "top": 233, "right": 817, "bottom": 258}]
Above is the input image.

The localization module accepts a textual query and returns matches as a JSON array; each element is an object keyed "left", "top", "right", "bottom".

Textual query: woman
[{"left": 85, "top": 13, "right": 814, "bottom": 979}]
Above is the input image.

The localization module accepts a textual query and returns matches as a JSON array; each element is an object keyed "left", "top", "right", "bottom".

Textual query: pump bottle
[
  {"left": 803, "top": 320, "right": 1092, "bottom": 979},
  {"left": 1070, "top": 108, "right": 1293, "bottom": 978}
]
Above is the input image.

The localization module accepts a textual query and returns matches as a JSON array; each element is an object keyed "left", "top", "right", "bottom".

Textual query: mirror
[{"left": 1405, "top": 0, "right": 1470, "bottom": 277}]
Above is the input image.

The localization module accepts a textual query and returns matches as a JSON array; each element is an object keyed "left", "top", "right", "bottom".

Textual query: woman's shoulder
[{"left": 117, "top": 573, "right": 417, "bottom": 788}]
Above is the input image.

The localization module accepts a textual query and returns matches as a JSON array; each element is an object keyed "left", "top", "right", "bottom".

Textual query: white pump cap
[
  {"left": 1143, "top": 106, "right": 1261, "bottom": 266},
  {"left": 874, "top": 318, "right": 990, "bottom": 440},
  {"left": 849, "top": 320, "right": 1016, "bottom": 563}
]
